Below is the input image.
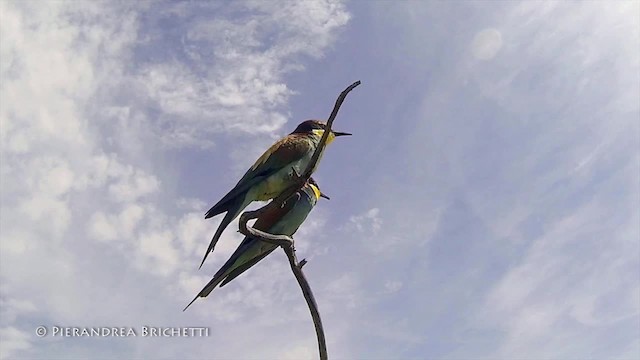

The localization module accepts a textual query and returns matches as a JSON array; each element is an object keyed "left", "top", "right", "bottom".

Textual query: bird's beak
[
  {"left": 332, "top": 131, "right": 352, "bottom": 137},
  {"left": 320, "top": 192, "right": 330, "bottom": 200}
]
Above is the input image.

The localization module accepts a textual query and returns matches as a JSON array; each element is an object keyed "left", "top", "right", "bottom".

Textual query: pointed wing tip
[
  {"left": 199, "top": 245, "right": 214, "bottom": 269},
  {"left": 183, "top": 297, "right": 198, "bottom": 312}
]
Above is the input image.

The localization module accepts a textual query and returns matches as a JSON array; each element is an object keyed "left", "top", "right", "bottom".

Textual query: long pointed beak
[
  {"left": 320, "top": 192, "right": 330, "bottom": 200},
  {"left": 332, "top": 131, "right": 352, "bottom": 137}
]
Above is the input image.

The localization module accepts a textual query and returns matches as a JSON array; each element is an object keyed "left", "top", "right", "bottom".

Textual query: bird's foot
[{"left": 291, "top": 167, "right": 303, "bottom": 181}]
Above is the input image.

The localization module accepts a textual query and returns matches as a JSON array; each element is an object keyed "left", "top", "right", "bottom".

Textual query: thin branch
[
  {"left": 237, "top": 81, "right": 361, "bottom": 360},
  {"left": 239, "top": 212, "right": 327, "bottom": 359},
  {"left": 238, "top": 209, "right": 294, "bottom": 248},
  {"left": 282, "top": 245, "right": 326, "bottom": 359},
  {"left": 301, "top": 80, "right": 361, "bottom": 180}
]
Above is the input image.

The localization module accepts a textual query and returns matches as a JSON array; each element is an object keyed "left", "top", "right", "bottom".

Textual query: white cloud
[
  {"left": 0, "top": 298, "right": 36, "bottom": 326},
  {"left": 344, "top": 206, "right": 439, "bottom": 256},
  {"left": 129, "top": 0, "right": 350, "bottom": 147},
  {"left": 31, "top": 157, "right": 75, "bottom": 197},
  {"left": 88, "top": 204, "right": 145, "bottom": 243},
  {"left": 17, "top": 195, "right": 71, "bottom": 238},
  {"left": 137, "top": 229, "right": 179, "bottom": 276},
  {"left": 348, "top": 207, "right": 382, "bottom": 234},
  {"left": 323, "top": 273, "right": 362, "bottom": 310},
  {"left": 0, "top": 1, "right": 350, "bottom": 358},
  {"left": 0, "top": 327, "right": 31, "bottom": 360},
  {"left": 174, "top": 211, "right": 208, "bottom": 257},
  {"left": 107, "top": 169, "right": 160, "bottom": 203},
  {"left": 88, "top": 212, "right": 119, "bottom": 242},
  {"left": 471, "top": 28, "right": 503, "bottom": 60},
  {"left": 384, "top": 280, "right": 403, "bottom": 294},
  {"left": 280, "top": 345, "right": 315, "bottom": 360}
]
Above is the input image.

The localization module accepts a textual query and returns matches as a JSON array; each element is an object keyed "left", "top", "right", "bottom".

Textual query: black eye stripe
[{"left": 291, "top": 120, "right": 326, "bottom": 134}]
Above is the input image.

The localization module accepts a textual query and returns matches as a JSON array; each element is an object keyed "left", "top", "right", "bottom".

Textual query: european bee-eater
[
  {"left": 185, "top": 178, "right": 327, "bottom": 311},
  {"left": 199, "top": 120, "right": 349, "bottom": 268}
]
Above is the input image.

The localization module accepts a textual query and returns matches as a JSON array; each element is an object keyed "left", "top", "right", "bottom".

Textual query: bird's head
[
  {"left": 307, "top": 177, "right": 330, "bottom": 200},
  {"left": 291, "top": 120, "right": 351, "bottom": 144}
]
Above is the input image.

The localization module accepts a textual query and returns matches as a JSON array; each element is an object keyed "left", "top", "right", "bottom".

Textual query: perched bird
[
  {"left": 199, "top": 120, "right": 350, "bottom": 268},
  {"left": 185, "top": 178, "right": 328, "bottom": 311}
]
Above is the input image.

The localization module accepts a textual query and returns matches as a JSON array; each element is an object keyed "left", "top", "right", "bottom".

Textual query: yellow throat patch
[
  {"left": 312, "top": 129, "right": 336, "bottom": 144},
  {"left": 309, "top": 183, "right": 322, "bottom": 200}
]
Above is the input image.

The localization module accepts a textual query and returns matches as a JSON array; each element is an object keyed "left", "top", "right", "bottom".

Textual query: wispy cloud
[
  {"left": 130, "top": 1, "right": 350, "bottom": 147},
  {"left": 0, "top": 1, "right": 350, "bottom": 359},
  {"left": 308, "top": 1, "right": 639, "bottom": 358}
]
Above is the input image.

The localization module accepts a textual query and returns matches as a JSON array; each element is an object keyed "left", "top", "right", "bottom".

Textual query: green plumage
[
  {"left": 199, "top": 120, "right": 350, "bottom": 269},
  {"left": 184, "top": 181, "right": 320, "bottom": 311}
]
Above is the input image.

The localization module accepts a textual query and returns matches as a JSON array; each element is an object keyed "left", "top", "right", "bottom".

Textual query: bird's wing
[
  {"left": 253, "top": 191, "right": 302, "bottom": 231},
  {"left": 204, "top": 135, "right": 312, "bottom": 219},
  {"left": 217, "top": 192, "right": 302, "bottom": 287},
  {"left": 218, "top": 249, "right": 276, "bottom": 288}
]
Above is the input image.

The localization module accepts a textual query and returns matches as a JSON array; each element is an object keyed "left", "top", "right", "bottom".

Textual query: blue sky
[{"left": 1, "top": 1, "right": 638, "bottom": 359}]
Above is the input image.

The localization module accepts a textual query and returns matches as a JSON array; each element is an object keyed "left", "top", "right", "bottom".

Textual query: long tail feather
[
  {"left": 184, "top": 256, "right": 239, "bottom": 311},
  {"left": 182, "top": 275, "right": 225, "bottom": 311},
  {"left": 199, "top": 196, "right": 248, "bottom": 269},
  {"left": 183, "top": 294, "right": 200, "bottom": 312},
  {"left": 218, "top": 248, "right": 276, "bottom": 288},
  {"left": 204, "top": 199, "right": 227, "bottom": 219},
  {"left": 199, "top": 213, "right": 232, "bottom": 269}
]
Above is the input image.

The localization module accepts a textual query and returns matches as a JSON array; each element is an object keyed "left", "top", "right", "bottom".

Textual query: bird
[
  {"left": 199, "top": 119, "right": 350, "bottom": 269},
  {"left": 184, "top": 177, "right": 328, "bottom": 311}
]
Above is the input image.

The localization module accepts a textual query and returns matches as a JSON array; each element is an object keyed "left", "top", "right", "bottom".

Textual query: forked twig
[{"left": 238, "top": 81, "right": 361, "bottom": 360}]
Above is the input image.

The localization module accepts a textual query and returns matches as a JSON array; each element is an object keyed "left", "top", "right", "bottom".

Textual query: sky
[{"left": 0, "top": 1, "right": 638, "bottom": 359}]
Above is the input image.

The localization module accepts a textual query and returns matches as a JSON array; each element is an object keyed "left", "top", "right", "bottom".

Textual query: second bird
[
  {"left": 199, "top": 120, "right": 350, "bottom": 268},
  {"left": 185, "top": 178, "right": 327, "bottom": 311}
]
